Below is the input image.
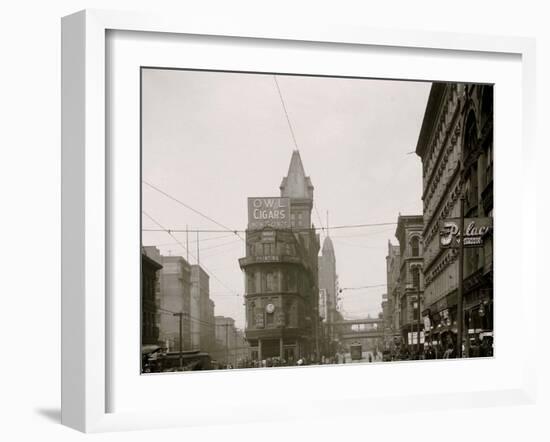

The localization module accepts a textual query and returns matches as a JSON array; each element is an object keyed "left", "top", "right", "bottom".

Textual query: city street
[{"left": 141, "top": 73, "right": 494, "bottom": 371}]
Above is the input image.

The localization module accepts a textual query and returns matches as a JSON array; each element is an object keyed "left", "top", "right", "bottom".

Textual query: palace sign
[
  {"left": 439, "top": 217, "right": 493, "bottom": 249},
  {"left": 248, "top": 197, "right": 290, "bottom": 230}
]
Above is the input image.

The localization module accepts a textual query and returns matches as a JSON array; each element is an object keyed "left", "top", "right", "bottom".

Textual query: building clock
[{"left": 265, "top": 303, "right": 275, "bottom": 314}]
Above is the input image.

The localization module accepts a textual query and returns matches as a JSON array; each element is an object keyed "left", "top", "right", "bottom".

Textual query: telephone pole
[
  {"left": 186, "top": 225, "right": 189, "bottom": 262},
  {"left": 457, "top": 195, "right": 465, "bottom": 358},
  {"left": 225, "top": 323, "right": 229, "bottom": 367},
  {"left": 173, "top": 312, "right": 184, "bottom": 368}
]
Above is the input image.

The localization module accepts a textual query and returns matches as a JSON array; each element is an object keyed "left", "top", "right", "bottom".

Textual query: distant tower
[{"left": 318, "top": 233, "right": 337, "bottom": 353}]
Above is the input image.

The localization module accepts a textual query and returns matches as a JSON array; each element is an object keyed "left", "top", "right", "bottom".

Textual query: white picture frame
[{"left": 61, "top": 9, "right": 537, "bottom": 433}]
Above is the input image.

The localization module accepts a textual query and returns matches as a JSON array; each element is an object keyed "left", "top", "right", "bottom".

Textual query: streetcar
[
  {"left": 350, "top": 343, "right": 363, "bottom": 361},
  {"left": 160, "top": 350, "right": 213, "bottom": 371}
]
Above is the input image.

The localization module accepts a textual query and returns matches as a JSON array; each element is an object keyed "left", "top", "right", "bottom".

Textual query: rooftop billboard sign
[{"left": 247, "top": 197, "right": 291, "bottom": 230}]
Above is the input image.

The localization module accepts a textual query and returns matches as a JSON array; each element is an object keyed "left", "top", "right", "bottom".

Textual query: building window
[
  {"left": 247, "top": 273, "right": 255, "bottom": 294},
  {"left": 281, "top": 271, "right": 288, "bottom": 291},
  {"left": 266, "top": 309, "right": 274, "bottom": 326},
  {"left": 412, "top": 267, "right": 420, "bottom": 290},
  {"left": 266, "top": 272, "right": 277, "bottom": 292},
  {"left": 288, "top": 269, "right": 297, "bottom": 291},
  {"left": 465, "top": 167, "right": 479, "bottom": 214},
  {"left": 263, "top": 243, "right": 275, "bottom": 256},
  {"left": 411, "top": 237, "right": 420, "bottom": 257},
  {"left": 285, "top": 301, "right": 293, "bottom": 326}
]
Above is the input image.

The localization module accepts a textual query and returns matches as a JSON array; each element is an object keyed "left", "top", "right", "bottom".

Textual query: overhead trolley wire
[
  {"left": 142, "top": 211, "right": 241, "bottom": 298},
  {"left": 142, "top": 221, "right": 397, "bottom": 234},
  {"left": 143, "top": 180, "right": 244, "bottom": 241},
  {"left": 273, "top": 75, "right": 299, "bottom": 151}
]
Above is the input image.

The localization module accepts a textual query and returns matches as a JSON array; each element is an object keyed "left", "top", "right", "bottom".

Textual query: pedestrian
[
  {"left": 437, "top": 342, "right": 444, "bottom": 359},
  {"left": 443, "top": 344, "right": 455, "bottom": 359},
  {"left": 470, "top": 336, "right": 481, "bottom": 357}
]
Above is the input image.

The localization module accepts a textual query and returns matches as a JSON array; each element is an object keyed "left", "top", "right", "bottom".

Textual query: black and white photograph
[
  {"left": 5, "top": 0, "right": 549, "bottom": 438},
  {"left": 140, "top": 68, "right": 494, "bottom": 373}
]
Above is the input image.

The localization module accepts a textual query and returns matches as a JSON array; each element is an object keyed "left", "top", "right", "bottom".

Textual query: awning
[{"left": 142, "top": 344, "right": 161, "bottom": 355}]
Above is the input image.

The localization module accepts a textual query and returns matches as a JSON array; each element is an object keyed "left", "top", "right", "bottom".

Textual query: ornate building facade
[
  {"left": 415, "top": 83, "right": 494, "bottom": 352},
  {"left": 395, "top": 215, "right": 424, "bottom": 348},
  {"left": 385, "top": 240, "right": 401, "bottom": 339},
  {"left": 240, "top": 151, "right": 320, "bottom": 363},
  {"left": 141, "top": 250, "right": 162, "bottom": 346}
]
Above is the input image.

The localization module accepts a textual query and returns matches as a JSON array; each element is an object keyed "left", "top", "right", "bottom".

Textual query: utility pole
[
  {"left": 196, "top": 232, "right": 201, "bottom": 352},
  {"left": 417, "top": 291, "right": 422, "bottom": 356},
  {"left": 173, "top": 312, "right": 184, "bottom": 369},
  {"left": 225, "top": 323, "right": 229, "bottom": 367},
  {"left": 196, "top": 231, "right": 200, "bottom": 265},
  {"left": 186, "top": 225, "right": 189, "bottom": 262},
  {"left": 457, "top": 195, "right": 465, "bottom": 358},
  {"left": 314, "top": 307, "right": 320, "bottom": 362}
]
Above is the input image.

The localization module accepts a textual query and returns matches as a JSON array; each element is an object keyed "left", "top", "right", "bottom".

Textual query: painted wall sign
[
  {"left": 247, "top": 197, "right": 290, "bottom": 230},
  {"left": 439, "top": 217, "right": 493, "bottom": 249}
]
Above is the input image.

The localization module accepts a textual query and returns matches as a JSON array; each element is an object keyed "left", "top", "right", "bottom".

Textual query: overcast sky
[{"left": 142, "top": 68, "right": 431, "bottom": 329}]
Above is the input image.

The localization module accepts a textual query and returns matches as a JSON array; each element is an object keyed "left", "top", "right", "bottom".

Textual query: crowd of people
[
  {"left": 144, "top": 336, "right": 494, "bottom": 372},
  {"left": 385, "top": 335, "right": 494, "bottom": 361}
]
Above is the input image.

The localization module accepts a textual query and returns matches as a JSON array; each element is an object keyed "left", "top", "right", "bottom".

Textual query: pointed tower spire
[{"left": 280, "top": 150, "right": 314, "bottom": 199}]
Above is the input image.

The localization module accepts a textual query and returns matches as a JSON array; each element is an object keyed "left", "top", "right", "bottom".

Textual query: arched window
[
  {"left": 464, "top": 111, "right": 479, "bottom": 213},
  {"left": 410, "top": 236, "right": 420, "bottom": 257},
  {"left": 464, "top": 111, "right": 478, "bottom": 160}
]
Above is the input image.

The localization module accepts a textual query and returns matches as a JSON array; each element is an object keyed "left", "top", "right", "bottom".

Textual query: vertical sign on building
[{"left": 439, "top": 217, "right": 493, "bottom": 249}]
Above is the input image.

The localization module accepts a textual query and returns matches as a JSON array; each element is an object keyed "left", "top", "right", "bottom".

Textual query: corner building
[{"left": 240, "top": 151, "right": 320, "bottom": 363}]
